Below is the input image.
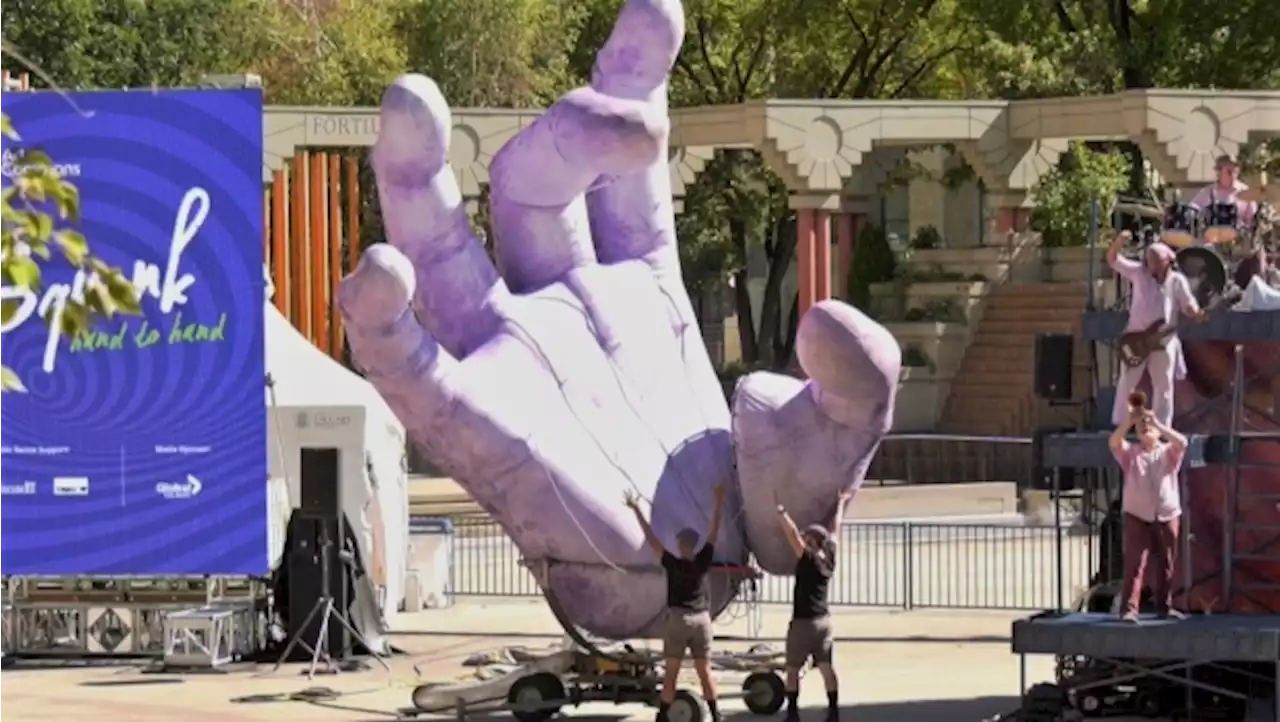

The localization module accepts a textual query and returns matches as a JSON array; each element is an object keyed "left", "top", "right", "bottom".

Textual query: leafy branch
[{"left": 1, "top": 114, "right": 141, "bottom": 391}]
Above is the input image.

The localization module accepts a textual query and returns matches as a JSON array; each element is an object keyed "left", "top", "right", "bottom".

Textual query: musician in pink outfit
[
  {"left": 1108, "top": 391, "right": 1189, "bottom": 622},
  {"left": 1106, "top": 231, "right": 1205, "bottom": 427},
  {"left": 1190, "top": 153, "right": 1257, "bottom": 230}
]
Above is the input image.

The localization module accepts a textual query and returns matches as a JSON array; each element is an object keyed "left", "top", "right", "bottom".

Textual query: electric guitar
[{"left": 1117, "top": 291, "right": 1238, "bottom": 368}]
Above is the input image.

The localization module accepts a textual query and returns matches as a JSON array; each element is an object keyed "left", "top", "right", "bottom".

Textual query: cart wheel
[
  {"left": 742, "top": 672, "right": 786, "bottom": 715},
  {"left": 507, "top": 672, "right": 566, "bottom": 722},
  {"left": 1020, "top": 683, "right": 1067, "bottom": 721},
  {"left": 667, "top": 690, "right": 707, "bottom": 722},
  {"left": 1075, "top": 693, "right": 1101, "bottom": 714}
]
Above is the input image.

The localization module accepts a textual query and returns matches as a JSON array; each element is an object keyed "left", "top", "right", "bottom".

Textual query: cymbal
[
  {"left": 1115, "top": 202, "right": 1164, "bottom": 220},
  {"left": 1238, "top": 186, "right": 1275, "bottom": 204}
]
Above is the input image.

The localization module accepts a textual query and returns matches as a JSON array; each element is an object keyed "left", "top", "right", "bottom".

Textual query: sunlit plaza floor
[{"left": 2, "top": 599, "right": 1054, "bottom": 722}]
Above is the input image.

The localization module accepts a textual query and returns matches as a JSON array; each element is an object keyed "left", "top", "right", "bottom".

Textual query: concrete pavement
[{"left": 1, "top": 599, "right": 1055, "bottom": 722}]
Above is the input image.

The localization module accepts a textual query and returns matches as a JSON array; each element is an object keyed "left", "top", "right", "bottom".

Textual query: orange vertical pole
[
  {"left": 796, "top": 208, "right": 815, "bottom": 321},
  {"left": 328, "top": 154, "right": 344, "bottom": 359},
  {"left": 290, "top": 153, "right": 311, "bottom": 338},
  {"left": 814, "top": 210, "right": 831, "bottom": 302},
  {"left": 310, "top": 152, "right": 329, "bottom": 354},
  {"left": 271, "top": 170, "right": 288, "bottom": 315},
  {"left": 345, "top": 156, "right": 361, "bottom": 276}
]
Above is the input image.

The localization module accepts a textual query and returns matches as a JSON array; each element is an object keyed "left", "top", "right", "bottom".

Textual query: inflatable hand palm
[{"left": 339, "top": 0, "right": 901, "bottom": 637}]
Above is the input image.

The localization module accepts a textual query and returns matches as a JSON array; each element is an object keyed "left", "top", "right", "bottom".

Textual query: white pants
[{"left": 1112, "top": 348, "right": 1176, "bottom": 426}]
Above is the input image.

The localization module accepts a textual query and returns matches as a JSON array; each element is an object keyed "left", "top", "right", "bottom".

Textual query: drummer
[{"left": 1189, "top": 153, "right": 1257, "bottom": 231}]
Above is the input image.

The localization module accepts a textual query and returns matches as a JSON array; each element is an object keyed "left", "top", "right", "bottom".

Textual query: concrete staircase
[{"left": 939, "top": 282, "right": 1093, "bottom": 437}]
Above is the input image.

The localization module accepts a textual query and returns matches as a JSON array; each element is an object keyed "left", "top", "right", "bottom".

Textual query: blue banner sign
[{"left": 1, "top": 89, "right": 268, "bottom": 576}]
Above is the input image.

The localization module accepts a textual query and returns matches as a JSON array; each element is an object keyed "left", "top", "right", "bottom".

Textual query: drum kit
[{"left": 1116, "top": 186, "right": 1276, "bottom": 307}]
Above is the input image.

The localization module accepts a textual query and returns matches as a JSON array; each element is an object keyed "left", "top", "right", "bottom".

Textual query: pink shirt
[
  {"left": 1109, "top": 257, "right": 1199, "bottom": 334},
  {"left": 1113, "top": 441, "right": 1185, "bottom": 522},
  {"left": 1190, "top": 181, "right": 1257, "bottom": 228}
]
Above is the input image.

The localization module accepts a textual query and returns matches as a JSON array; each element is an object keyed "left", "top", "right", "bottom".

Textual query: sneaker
[
  {"left": 1158, "top": 609, "right": 1187, "bottom": 620},
  {"left": 1121, "top": 612, "right": 1140, "bottom": 623}
]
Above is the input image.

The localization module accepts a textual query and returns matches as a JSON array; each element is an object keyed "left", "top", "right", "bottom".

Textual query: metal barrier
[
  {"left": 449, "top": 518, "right": 1095, "bottom": 611},
  {"left": 866, "top": 434, "right": 1032, "bottom": 486}
]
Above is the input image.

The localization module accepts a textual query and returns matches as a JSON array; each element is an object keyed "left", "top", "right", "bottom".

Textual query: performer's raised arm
[
  {"left": 1147, "top": 411, "right": 1188, "bottom": 451},
  {"left": 774, "top": 493, "right": 806, "bottom": 559},
  {"left": 827, "top": 488, "right": 855, "bottom": 539},
  {"left": 704, "top": 481, "right": 727, "bottom": 549},
  {"left": 623, "top": 490, "right": 664, "bottom": 559},
  {"left": 1107, "top": 230, "right": 1140, "bottom": 278},
  {"left": 1110, "top": 392, "right": 1142, "bottom": 454}
]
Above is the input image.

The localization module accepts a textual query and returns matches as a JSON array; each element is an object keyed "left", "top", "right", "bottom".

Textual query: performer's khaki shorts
[
  {"left": 662, "top": 608, "right": 713, "bottom": 659},
  {"left": 785, "top": 616, "right": 834, "bottom": 668}
]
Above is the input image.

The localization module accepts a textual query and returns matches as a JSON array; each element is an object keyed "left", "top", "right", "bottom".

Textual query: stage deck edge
[
  {"left": 1043, "top": 432, "right": 1208, "bottom": 469},
  {"left": 1082, "top": 309, "right": 1280, "bottom": 343},
  {"left": 1012, "top": 611, "right": 1280, "bottom": 662}
]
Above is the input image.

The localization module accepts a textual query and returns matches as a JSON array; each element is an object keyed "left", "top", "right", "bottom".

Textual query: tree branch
[
  {"left": 887, "top": 44, "right": 966, "bottom": 98},
  {"left": 845, "top": 0, "right": 938, "bottom": 98},
  {"left": 737, "top": 33, "right": 769, "bottom": 101},
  {"left": 856, "top": 32, "right": 912, "bottom": 98},
  {"left": 695, "top": 16, "right": 727, "bottom": 99},
  {"left": 827, "top": 1, "right": 877, "bottom": 97},
  {"left": 673, "top": 53, "right": 719, "bottom": 105},
  {"left": 1053, "top": 1, "right": 1077, "bottom": 33}
]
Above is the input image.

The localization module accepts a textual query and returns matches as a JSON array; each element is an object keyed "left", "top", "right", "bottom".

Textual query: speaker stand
[{"left": 268, "top": 518, "right": 390, "bottom": 679}]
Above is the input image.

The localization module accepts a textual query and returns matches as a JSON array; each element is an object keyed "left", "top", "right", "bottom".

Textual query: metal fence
[
  {"left": 865, "top": 434, "right": 1032, "bottom": 486},
  {"left": 449, "top": 518, "right": 1097, "bottom": 611}
]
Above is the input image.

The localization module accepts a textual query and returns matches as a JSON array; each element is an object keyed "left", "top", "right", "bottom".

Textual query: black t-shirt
[
  {"left": 662, "top": 544, "right": 714, "bottom": 611},
  {"left": 792, "top": 545, "right": 835, "bottom": 619}
]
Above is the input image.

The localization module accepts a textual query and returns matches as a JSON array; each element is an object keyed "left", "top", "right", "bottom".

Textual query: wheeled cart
[{"left": 409, "top": 648, "right": 787, "bottom": 722}]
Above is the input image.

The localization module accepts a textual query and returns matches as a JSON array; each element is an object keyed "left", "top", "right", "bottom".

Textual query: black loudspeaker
[
  {"left": 284, "top": 513, "right": 347, "bottom": 657},
  {"left": 1034, "top": 333, "right": 1074, "bottom": 401},
  {"left": 299, "top": 447, "right": 341, "bottom": 518},
  {"left": 1030, "top": 426, "right": 1079, "bottom": 491}
]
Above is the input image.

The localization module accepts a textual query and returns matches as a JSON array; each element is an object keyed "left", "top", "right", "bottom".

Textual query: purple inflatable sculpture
[{"left": 339, "top": 0, "right": 901, "bottom": 638}]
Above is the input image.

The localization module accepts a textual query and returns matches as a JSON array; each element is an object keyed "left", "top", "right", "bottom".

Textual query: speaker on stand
[{"left": 271, "top": 447, "right": 390, "bottom": 678}]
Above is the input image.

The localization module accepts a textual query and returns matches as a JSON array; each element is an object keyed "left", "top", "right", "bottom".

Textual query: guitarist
[{"left": 1107, "top": 232, "right": 1206, "bottom": 427}]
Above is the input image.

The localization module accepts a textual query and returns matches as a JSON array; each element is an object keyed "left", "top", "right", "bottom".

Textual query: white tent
[{"left": 262, "top": 297, "right": 410, "bottom": 640}]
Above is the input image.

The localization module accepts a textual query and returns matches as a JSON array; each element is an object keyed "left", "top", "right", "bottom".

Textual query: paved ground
[{"left": 2, "top": 600, "right": 1055, "bottom": 722}]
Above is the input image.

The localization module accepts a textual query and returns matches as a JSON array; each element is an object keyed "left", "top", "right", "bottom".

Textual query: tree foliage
[
  {"left": 3, "top": 0, "right": 1277, "bottom": 377},
  {"left": 395, "top": 0, "right": 584, "bottom": 108},
  {"left": 1030, "top": 143, "right": 1130, "bottom": 247},
  {"left": 1, "top": 0, "right": 260, "bottom": 90},
  {"left": 1, "top": 116, "right": 139, "bottom": 391}
]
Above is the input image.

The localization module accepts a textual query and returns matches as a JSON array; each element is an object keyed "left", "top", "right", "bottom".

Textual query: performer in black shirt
[
  {"left": 625, "top": 482, "right": 727, "bottom": 722},
  {"left": 775, "top": 488, "right": 852, "bottom": 722}
]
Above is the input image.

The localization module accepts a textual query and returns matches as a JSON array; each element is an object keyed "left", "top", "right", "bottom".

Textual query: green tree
[
  {"left": 394, "top": 0, "right": 583, "bottom": 108},
  {"left": 1030, "top": 142, "right": 1130, "bottom": 247},
  {"left": 239, "top": 0, "right": 407, "bottom": 106},
  {"left": 1, "top": 116, "right": 139, "bottom": 391},
  {"left": 654, "top": 0, "right": 983, "bottom": 369},
  {"left": 1, "top": 0, "right": 259, "bottom": 90}
]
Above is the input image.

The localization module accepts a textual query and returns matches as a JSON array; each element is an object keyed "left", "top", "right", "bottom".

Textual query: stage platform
[
  {"left": 1013, "top": 611, "right": 1280, "bottom": 662},
  {"left": 1082, "top": 309, "right": 1280, "bottom": 343},
  {"left": 1042, "top": 431, "right": 1209, "bottom": 469}
]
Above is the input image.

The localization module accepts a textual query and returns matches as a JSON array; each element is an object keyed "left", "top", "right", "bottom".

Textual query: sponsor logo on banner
[
  {"left": 0, "top": 481, "right": 38, "bottom": 496},
  {"left": 156, "top": 474, "right": 203, "bottom": 500},
  {"left": 297, "top": 412, "right": 353, "bottom": 429},
  {"left": 53, "top": 477, "right": 90, "bottom": 496}
]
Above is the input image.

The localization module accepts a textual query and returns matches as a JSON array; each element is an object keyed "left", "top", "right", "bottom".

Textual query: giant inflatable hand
[{"left": 339, "top": 0, "right": 901, "bottom": 638}]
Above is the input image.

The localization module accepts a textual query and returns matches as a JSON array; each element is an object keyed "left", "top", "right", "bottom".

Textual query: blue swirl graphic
[{"left": 0, "top": 89, "right": 268, "bottom": 576}]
